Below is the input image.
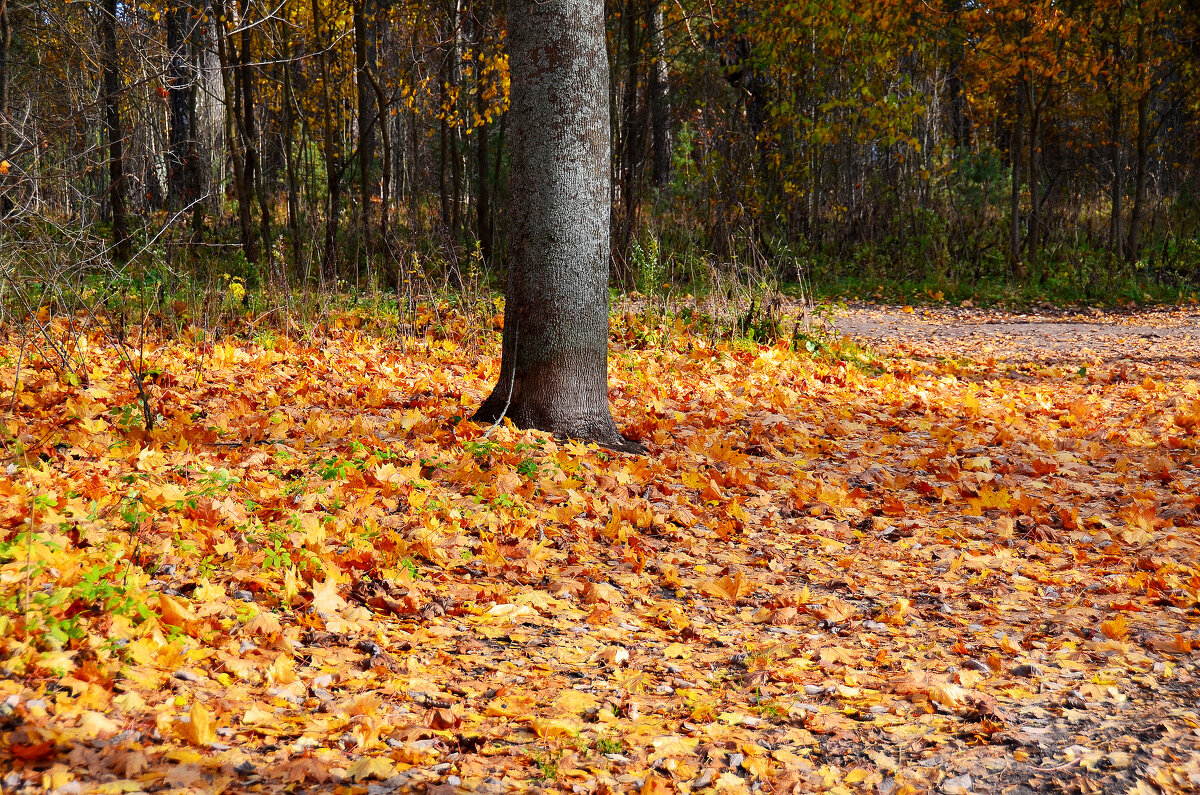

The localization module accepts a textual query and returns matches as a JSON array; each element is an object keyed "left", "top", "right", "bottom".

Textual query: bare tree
[{"left": 99, "top": 0, "right": 131, "bottom": 262}]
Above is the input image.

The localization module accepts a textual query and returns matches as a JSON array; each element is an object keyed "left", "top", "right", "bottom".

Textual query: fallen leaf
[{"left": 179, "top": 701, "right": 216, "bottom": 747}]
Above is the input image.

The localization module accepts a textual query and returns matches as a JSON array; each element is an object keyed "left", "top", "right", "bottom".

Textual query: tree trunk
[
  {"left": 354, "top": 0, "right": 377, "bottom": 252},
  {"left": 100, "top": 0, "right": 131, "bottom": 263},
  {"left": 191, "top": 15, "right": 218, "bottom": 234},
  {"left": 365, "top": 66, "right": 392, "bottom": 246},
  {"left": 238, "top": 4, "right": 274, "bottom": 284},
  {"left": 615, "top": 0, "right": 644, "bottom": 282},
  {"left": 943, "top": 0, "right": 970, "bottom": 149},
  {"left": 476, "top": 92, "right": 493, "bottom": 264},
  {"left": 282, "top": 37, "right": 303, "bottom": 279},
  {"left": 1108, "top": 95, "right": 1123, "bottom": 255},
  {"left": 0, "top": 0, "right": 8, "bottom": 156},
  {"left": 439, "top": 78, "right": 451, "bottom": 232},
  {"left": 211, "top": 0, "right": 257, "bottom": 265},
  {"left": 472, "top": 1, "right": 493, "bottom": 264},
  {"left": 1105, "top": 1, "right": 1125, "bottom": 257},
  {"left": 1126, "top": 18, "right": 1149, "bottom": 265},
  {"left": 449, "top": 0, "right": 465, "bottom": 241},
  {"left": 648, "top": 0, "right": 671, "bottom": 190},
  {"left": 473, "top": 0, "right": 644, "bottom": 454},
  {"left": 1026, "top": 80, "right": 1041, "bottom": 275},
  {"left": 1009, "top": 72, "right": 1024, "bottom": 279},
  {"left": 0, "top": 0, "right": 11, "bottom": 218},
  {"left": 166, "top": 3, "right": 199, "bottom": 213},
  {"left": 312, "top": 0, "right": 342, "bottom": 284},
  {"left": 408, "top": 38, "right": 421, "bottom": 237}
]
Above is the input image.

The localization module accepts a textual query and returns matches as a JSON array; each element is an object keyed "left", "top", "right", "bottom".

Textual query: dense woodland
[{"left": 2, "top": 0, "right": 1200, "bottom": 299}]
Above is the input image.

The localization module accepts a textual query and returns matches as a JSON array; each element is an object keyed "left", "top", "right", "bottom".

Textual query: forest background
[{"left": 2, "top": 0, "right": 1200, "bottom": 310}]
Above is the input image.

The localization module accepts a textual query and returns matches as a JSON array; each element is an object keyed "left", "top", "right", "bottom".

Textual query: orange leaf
[
  {"left": 157, "top": 594, "right": 197, "bottom": 633},
  {"left": 881, "top": 496, "right": 907, "bottom": 517},
  {"left": 1100, "top": 616, "right": 1129, "bottom": 640},
  {"left": 640, "top": 774, "right": 669, "bottom": 795},
  {"left": 10, "top": 742, "right": 55, "bottom": 761}
]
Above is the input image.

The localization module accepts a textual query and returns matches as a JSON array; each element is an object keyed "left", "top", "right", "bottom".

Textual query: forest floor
[{"left": 1, "top": 302, "right": 1199, "bottom": 794}]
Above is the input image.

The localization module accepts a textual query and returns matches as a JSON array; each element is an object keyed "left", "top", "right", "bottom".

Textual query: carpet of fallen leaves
[{"left": 2, "top": 303, "right": 1200, "bottom": 795}]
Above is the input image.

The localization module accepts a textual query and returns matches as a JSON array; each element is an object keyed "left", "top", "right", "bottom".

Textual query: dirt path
[{"left": 835, "top": 303, "right": 1200, "bottom": 378}]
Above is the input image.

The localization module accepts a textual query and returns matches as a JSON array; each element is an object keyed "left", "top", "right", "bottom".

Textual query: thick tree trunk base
[
  {"left": 473, "top": 0, "right": 643, "bottom": 457},
  {"left": 472, "top": 391, "right": 646, "bottom": 455}
]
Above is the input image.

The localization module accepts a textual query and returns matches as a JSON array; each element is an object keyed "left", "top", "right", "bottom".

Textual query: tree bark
[
  {"left": 648, "top": 0, "right": 671, "bottom": 190},
  {"left": 312, "top": 0, "right": 342, "bottom": 285},
  {"left": 1126, "top": 17, "right": 1149, "bottom": 265},
  {"left": 100, "top": 0, "right": 131, "bottom": 263},
  {"left": 365, "top": 66, "right": 392, "bottom": 246},
  {"left": 615, "top": 0, "right": 644, "bottom": 282},
  {"left": 1009, "top": 72, "right": 1024, "bottom": 279},
  {"left": 0, "top": 0, "right": 11, "bottom": 218},
  {"left": 237, "top": 3, "right": 274, "bottom": 283},
  {"left": 210, "top": 0, "right": 257, "bottom": 265},
  {"left": 1108, "top": 96, "right": 1124, "bottom": 255},
  {"left": 166, "top": 2, "right": 200, "bottom": 213},
  {"left": 449, "top": 0, "right": 464, "bottom": 241},
  {"left": 1105, "top": 0, "right": 1125, "bottom": 256},
  {"left": 281, "top": 36, "right": 303, "bottom": 278},
  {"left": 1026, "top": 79, "right": 1041, "bottom": 274},
  {"left": 476, "top": 93, "right": 492, "bottom": 264},
  {"left": 0, "top": 0, "right": 8, "bottom": 158},
  {"left": 943, "top": 0, "right": 970, "bottom": 149},
  {"left": 473, "top": 0, "right": 644, "bottom": 454},
  {"left": 473, "top": 0, "right": 493, "bottom": 264},
  {"left": 354, "top": 0, "right": 377, "bottom": 252},
  {"left": 439, "top": 77, "right": 451, "bottom": 233}
]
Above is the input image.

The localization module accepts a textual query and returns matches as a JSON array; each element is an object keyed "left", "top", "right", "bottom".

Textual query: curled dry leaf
[{"left": 425, "top": 707, "right": 461, "bottom": 730}]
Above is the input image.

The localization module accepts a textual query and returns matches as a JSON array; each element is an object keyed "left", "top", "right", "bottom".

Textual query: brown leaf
[
  {"left": 242, "top": 610, "right": 282, "bottom": 637},
  {"left": 583, "top": 581, "right": 623, "bottom": 605},
  {"left": 425, "top": 707, "right": 461, "bottom": 730}
]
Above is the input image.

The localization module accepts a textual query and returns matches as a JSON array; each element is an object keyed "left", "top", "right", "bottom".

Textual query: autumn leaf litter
[{"left": 2, "top": 304, "right": 1200, "bottom": 794}]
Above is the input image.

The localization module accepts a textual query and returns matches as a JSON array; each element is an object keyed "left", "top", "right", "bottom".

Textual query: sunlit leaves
[{"left": 2, "top": 304, "right": 1200, "bottom": 791}]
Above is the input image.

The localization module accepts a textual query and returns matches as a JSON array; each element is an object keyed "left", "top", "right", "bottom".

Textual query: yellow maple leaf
[
  {"left": 553, "top": 689, "right": 599, "bottom": 716},
  {"left": 180, "top": 701, "right": 216, "bottom": 747},
  {"left": 242, "top": 707, "right": 275, "bottom": 725},
  {"left": 265, "top": 655, "right": 298, "bottom": 685},
  {"left": 78, "top": 711, "right": 120, "bottom": 740},
  {"left": 311, "top": 573, "right": 346, "bottom": 616},
  {"left": 157, "top": 594, "right": 197, "bottom": 633},
  {"left": 698, "top": 570, "right": 752, "bottom": 601},
  {"left": 345, "top": 756, "right": 396, "bottom": 782},
  {"left": 532, "top": 718, "right": 579, "bottom": 739},
  {"left": 212, "top": 537, "right": 238, "bottom": 556},
  {"left": 485, "top": 696, "right": 534, "bottom": 718}
]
